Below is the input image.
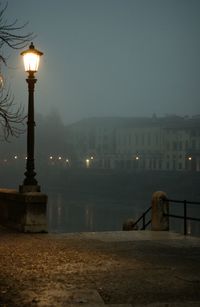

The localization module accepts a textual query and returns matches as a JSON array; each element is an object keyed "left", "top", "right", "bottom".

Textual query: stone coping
[{"left": 0, "top": 188, "right": 47, "bottom": 202}]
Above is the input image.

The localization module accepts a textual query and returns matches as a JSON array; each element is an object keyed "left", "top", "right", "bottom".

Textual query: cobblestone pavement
[{"left": 0, "top": 227, "right": 200, "bottom": 306}]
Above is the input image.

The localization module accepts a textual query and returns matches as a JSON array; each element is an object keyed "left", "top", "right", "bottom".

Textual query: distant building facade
[{"left": 67, "top": 116, "right": 200, "bottom": 171}]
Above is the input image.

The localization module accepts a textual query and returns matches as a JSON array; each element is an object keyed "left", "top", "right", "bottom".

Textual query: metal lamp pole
[{"left": 19, "top": 43, "right": 43, "bottom": 193}]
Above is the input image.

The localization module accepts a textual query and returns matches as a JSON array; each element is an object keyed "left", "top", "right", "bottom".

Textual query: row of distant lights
[
  {"left": 2, "top": 156, "right": 27, "bottom": 162},
  {"left": 1, "top": 156, "right": 70, "bottom": 162},
  {"left": 133, "top": 156, "right": 193, "bottom": 161},
  {"left": 1, "top": 155, "right": 193, "bottom": 163},
  {"left": 49, "top": 156, "right": 70, "bottom": 163},
  {"left": 134, "top": 156, "right": 193, "bottom": 161},
  {"left": 1, "top": 155, "right": 94, "bottom": 162}
]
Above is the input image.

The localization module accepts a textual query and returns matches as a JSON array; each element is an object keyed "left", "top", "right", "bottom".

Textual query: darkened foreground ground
[{"left": 0, "top": 227, "right": 199, "bottom": 306}]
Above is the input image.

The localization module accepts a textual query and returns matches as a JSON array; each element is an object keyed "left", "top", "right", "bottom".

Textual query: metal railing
[
  {"left": 165, "top": 198, "right": 200, "bottom": 235},
  {"left": 132, "top": 205, "right": 152, "bottom": 230},
  {"left": 130, "top": 197, "right": 200, "bottom": 235}
]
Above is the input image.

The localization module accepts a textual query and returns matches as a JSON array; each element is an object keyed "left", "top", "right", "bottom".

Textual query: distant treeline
[{"left": 0, "top": 110, "right": 73, "bottom": 159}]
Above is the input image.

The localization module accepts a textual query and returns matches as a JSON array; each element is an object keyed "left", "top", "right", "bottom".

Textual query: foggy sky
[{"left": 6, "top": 0, "right": 200, "bottom": 124}]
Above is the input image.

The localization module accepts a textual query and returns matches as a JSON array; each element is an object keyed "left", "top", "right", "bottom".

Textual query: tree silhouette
[{"left": 0, "top": 2, "right": 34, "bottom": 140}]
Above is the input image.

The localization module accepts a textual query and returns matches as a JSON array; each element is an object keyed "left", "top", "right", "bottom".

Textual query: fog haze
[{"left": 6, "top": 0, "right": 200, "bottom": 124}]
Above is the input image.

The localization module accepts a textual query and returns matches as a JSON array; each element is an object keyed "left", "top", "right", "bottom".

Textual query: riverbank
[
  {"left": 0, "top": 227, "right": 200, "bottom": 306},
  {"left": 1, "top": 168, "right": 200, "bottom": 234},
  {"left": 1, "top": 168, "right": 200, "bottom": 202}
]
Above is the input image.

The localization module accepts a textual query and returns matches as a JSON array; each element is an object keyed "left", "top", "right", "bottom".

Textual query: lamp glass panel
[{"left": 23, "top": 53, "right": 40, "bottom": 72}]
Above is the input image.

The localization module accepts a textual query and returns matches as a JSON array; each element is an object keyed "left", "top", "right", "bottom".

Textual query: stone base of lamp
[
  {"left": 19, "top": 184, "right": 41, "bottom": 193},
  {"left": 0, "top": 189, "right": 48, "bottom": 233}
]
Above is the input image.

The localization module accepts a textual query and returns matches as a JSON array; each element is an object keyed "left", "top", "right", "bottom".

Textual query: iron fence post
[
  {"left": 184, "top": 200, "right": 187, "bottom": 235},
  {"left": 142, "top": 213, "right": 145, "bottom": 230}
]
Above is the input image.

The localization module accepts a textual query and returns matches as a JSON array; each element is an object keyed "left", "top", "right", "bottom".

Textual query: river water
[
  {"left": 44, "top": 170, "right": 200, "bottom": 236},
  {"left": 1, "top": 167, "right": 200, "bottom": 235},
  {"left": 47, "top": 193, "right": 147, "bottom": 233}
]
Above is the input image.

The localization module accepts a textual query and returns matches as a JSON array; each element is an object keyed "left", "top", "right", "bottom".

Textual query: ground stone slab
[
  {"left": 0, "top": 228, "right": 199, "bottom": 306},
  {"left": 30, "top": 289, "right": 105, "bottom": 306},
  {"left": 134, "top": 303, "right": 200, "bottom": 307}
]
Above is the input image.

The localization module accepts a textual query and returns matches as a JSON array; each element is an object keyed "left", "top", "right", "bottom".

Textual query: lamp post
[{"left": 19, "top": 42, "right": 43, "bottom": 193}]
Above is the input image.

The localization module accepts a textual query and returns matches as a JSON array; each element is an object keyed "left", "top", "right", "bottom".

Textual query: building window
[
  {"left": 173, "top": 142, "right": 178, "bottom": 151},
  {"left": 166, "top": 162, "right": 170, "bottom": 170},
  {"left": 166, "top": 142, "right": 170, "bottom": 150},
  {"left": 148, "top": 134, "right": 151, "bottom": 146},
  {"left": 155, "top": 135, "right": 158, "bottom": 145},
  {"left": 89, "top": 134, "right": 95, "bottom": 149},
  {"left": 141, "top": 134, "right": 144, "bottom": 145},
  {"left": 128, "top": 134, "right": 131, "bottom": 145},
  {"left": 192, "top": 139, "right": 196, "bottom": 150},
  {"left": 135, "top": 135, "right": 138, "bottom": 145}
]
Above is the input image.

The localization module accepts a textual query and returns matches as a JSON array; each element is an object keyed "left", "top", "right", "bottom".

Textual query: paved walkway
[{"left": 0, "top": 227, "right": 200, "bottom": 306}]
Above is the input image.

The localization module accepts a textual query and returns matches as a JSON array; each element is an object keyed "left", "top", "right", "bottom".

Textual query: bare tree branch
[
  {"left": 0, "top": 1, "right": 34, "bottom": 140},
  {"left": 0, "top": 87, "right": 25, "bottom": 141},
  {"left": 0, "top": 2, "right": 34, "bottom": 53}
]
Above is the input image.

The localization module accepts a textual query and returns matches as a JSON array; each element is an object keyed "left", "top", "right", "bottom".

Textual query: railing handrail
[
  {"left": 165, "top": 214, "right": 200, "bottom": 222},
  {"left": 130, "top": 197, "right": 200, "bottom": 234},
  {"left": 167, "top": 198, "right": 200, "bottom": 205},
  {"left": 132, "top": 205, "right": 152, "bottom": 230},
  {"left": 165, "top": 198, "right": 200, "bottom": 235}
]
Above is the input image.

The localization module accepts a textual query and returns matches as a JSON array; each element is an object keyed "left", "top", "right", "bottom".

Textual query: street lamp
[{"left": 19, "top": 42, "right": 43, "bottom": 193}]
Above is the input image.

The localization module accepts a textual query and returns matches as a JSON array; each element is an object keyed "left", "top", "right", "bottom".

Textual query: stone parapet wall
[{"left": 0, "top": 189, "right": 48, "bottom": 232}]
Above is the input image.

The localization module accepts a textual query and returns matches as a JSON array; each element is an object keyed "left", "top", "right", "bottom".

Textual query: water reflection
[
  {"left": 47, "top": 190, "right": 200, "bottom": 236},
  {"left": 47, "top": 191, "right": 142, "bottom": 233}
]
